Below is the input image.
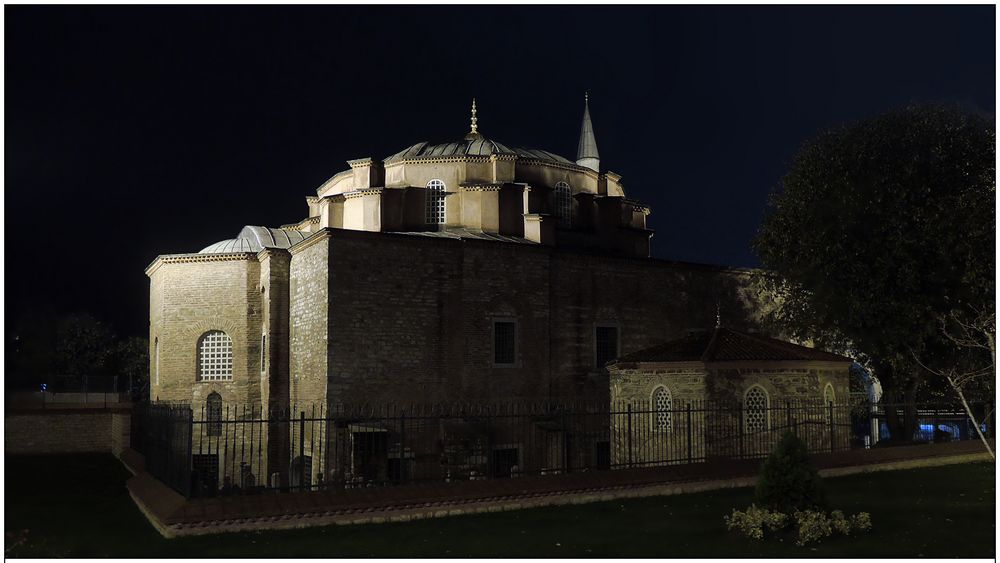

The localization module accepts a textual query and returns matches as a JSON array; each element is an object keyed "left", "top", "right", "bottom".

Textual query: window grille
[
  {"left": 426, "top": 179, "right": 446, "bottom": 225},
  {"left": 744, "top": 386, "right": 769, "bottom": 432},
  {"left": 206, "top": 393, "right": 223, "bottom": 437},
  {"left": 824, "top": 383, "right": 835, "bottom": 404},
  {"left": 652, "top": 386, "right": 672, "bottom": 431},
  {"left": 554, "top": 182, "right": 572, "bottom": 228},
  {"left": 198, "top": 331, "right": 233, "bottom": 381},
  {"left": 493, "top": 321, "right": 516, "bottom": 366},
  {"left": 595, "top": 325, "right": 619, "bottom": 368}
]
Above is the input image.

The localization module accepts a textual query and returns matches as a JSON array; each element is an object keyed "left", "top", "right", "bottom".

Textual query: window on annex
[
  {"left": 206, "top": 392, "right": 223, "bottom": 437},
  {"left": 198, "top": 330, "right": 233, "bottom": 381},
  {"left": 554, "top": 182, "right": 572, "bottom": 228},
  {"left": 595, "top": 324, "right": 620, "bottom": 369},
  {"left": 425, "top": 179, "right": 446, "bottom": 225},
  {"left": 493, "top": 319, "right": 517, "bottom": 367}
]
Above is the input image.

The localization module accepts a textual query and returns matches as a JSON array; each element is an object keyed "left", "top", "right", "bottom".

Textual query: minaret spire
[
  {"left": 576, "top": 92, "right": 600, "bottom": 172},
  {"left": 465, "top": 98, "right": 481, "bottom": 140}
]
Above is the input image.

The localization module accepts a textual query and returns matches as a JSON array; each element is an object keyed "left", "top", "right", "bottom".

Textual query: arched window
[
  {"left": 554, "top": 182, "right": 572, "bottom": 228},
  {"left": 206, "top": 392, "right": 223, "bottom": 437},
  {"left": 425, "top": 179, "right": 446, "bottom": 225},
  {"left": 153, "top": 337, "right": 159, "bottom": 386},
  {"left": 197, "top": 331, "right": 233, "bottom": 381},
  {"left": 651, "top": 386, "right": 672, "bottom": 432},
  {"left": 823, "top": 383, "right": 835, "bottom": 404},
  {"left": 744, "top": 385, "right": 770, "bottom": 433}
]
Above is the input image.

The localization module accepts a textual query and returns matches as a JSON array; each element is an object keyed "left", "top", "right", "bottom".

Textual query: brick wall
[
  {"left": 148, "top": 255, "right": 263, "bottom": 408},
  {"left": 309, "top": 229, "right": 770, "bottom": 405},
  {"left": 5, "top": 409, "right": 131, "bottom": 455}
]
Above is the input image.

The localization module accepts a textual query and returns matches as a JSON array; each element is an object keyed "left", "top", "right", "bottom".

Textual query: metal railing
[{"left": 131, "top": 398, "right": 991, "bottom": 498}]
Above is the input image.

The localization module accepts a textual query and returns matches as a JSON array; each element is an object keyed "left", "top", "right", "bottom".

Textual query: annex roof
[{"left": 615, "top": 328, "right": 854, "bottom": 364}]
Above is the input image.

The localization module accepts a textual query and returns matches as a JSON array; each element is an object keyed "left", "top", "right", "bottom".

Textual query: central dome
[{"left": 385, "top": 136, "right": 573, "bottom": 165}]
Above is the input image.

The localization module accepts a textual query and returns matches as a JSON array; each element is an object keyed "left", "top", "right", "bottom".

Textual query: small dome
[{"left": 199, "top": 226, "right": 310, "bottom": 254}]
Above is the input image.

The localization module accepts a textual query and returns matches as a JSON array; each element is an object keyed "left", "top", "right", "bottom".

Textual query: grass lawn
[{"left": 4, "top": 453, "right": 995, "bottom": 558}]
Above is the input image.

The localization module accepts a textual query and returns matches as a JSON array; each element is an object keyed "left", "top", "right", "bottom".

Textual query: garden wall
[{"left": 5, "top": 407, "right": 131, "bottom": 456}]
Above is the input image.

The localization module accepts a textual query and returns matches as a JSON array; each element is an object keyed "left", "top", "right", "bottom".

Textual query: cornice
[
  {"left": 342, "top": 187, "right": 384, "bottom": 200},
  {"left": 145, "top": 252, "right": 256, "bottom": 277},
  {"left": 347, "top": 157, "right": 375, "bottom": 168},
  {"left": 316, "top": 169, "right": 354, "bottom": 195},
  {"left": 288, "top": 229, "right": 333, "bottom": 255},
  {"left": 460, "top": 183, "right": 504, "bottom": 192}
]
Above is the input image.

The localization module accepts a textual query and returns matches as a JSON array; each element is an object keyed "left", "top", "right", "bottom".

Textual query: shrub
[
  {"left": 793, "top": 510, "right": 833, "bottom": 546},
  {"left": 755, "top": 431, "right": 828, "bottom": 513},
  {"left": 830, "top": 510, "right": 851, "bottom": 535},
  {"left": 724, "top": 505, "right": 789, "bottom": 540},
  {"left": 850, "top": 512, "right": 873, "bottom": 532}
]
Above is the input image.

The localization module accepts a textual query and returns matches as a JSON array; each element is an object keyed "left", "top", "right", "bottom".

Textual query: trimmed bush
[
  {"left": 754, "top": 431, "right": 828, "bottom": 512},
  {"left": 724, "top": 505, "right": 788, "bottom": 540}
]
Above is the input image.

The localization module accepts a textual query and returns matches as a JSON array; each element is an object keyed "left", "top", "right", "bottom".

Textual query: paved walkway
[{"left": 125, "top": 440, "right": 994, "bottom": 538}]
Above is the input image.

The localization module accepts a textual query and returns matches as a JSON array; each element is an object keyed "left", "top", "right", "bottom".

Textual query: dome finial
[{"left": 470, "top": 98, "right": 478, "bottom": 135}]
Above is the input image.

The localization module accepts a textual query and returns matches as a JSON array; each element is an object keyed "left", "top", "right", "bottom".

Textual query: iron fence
[{"left": 131, "top": 398, "right": 991, "bottom": 498}]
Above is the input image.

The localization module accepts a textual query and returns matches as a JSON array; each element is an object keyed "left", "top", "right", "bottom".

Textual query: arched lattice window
[
  {"left": 153, "top": 337, "right": 159, "bottom": 386},
  {"left": 198, "top": 331, "right": 233, "bottom": 381},
  {"left": 425, "top": 179, "right": 446, "bottom": 225},
  {"left": 652, "top": 386, "right": 672, "bottom": 431},
  {"left": 823, "top": 383, "right": 835, "bottom": 404},
  {"left": 206, "top": 392, "right": 223, "bottom": 437},
  {"left": 554, "top": 182, "right": 572, "bottom": 228},
  {"left": 744, "top": 385, "right": 770, "bottom": 432}
]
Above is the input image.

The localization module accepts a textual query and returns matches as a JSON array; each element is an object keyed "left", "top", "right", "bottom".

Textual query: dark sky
[{"left": 6, "top": 5, "right": 995, "bottom": 337}]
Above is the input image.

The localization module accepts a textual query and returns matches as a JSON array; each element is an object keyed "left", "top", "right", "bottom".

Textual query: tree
[
  {"left": 114, "top": 336, "right": 150, "bottom": 399},
  {"left": 53, "top": 313, "right": 117, "bottom": 386},
  {"left": 754, "top": 105, "right": 995, "bottom": 442}
]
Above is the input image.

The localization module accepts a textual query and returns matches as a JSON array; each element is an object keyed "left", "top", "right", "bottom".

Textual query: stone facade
[{"left": 608, "top": 336, "right": 853, "bottom": 467}]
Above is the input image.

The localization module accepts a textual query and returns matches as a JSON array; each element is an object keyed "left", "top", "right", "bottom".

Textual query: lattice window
[
  {"left": 823, "top": 383, "right": 835, "bottom": 404},
  {"left": 493, "top": 320, "right": 517, "bottom": 366},
  {"left": 744, "top": 386, "right": 769, "bottom": 432},
  {"left": 198, "top": 331, "right": 233, "bottom": 381},
  {"left": 206, "top": 392, "right": 223, "bottom": 437},
  {"left": 554, "top": 182, "right": 572, "bottom": 228},
  {"left": 425, "top": 179, "right": 446, "bottom": 225},
  {"left": 595, "top": 325, "right": 619, "bottom": 369},
  {"left": 652, "top": 386, "right": 672, "bottom": 432}
]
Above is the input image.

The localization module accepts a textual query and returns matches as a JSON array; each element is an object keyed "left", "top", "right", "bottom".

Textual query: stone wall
[
  {"left": 608, "top": 363, "right": 852, "bottom": 465},
  {"left": 309, "top": 229, "right": 770, "bottom": 405},
  {"left": 5, "top": 409, "right": 131, "bottom": 455},
  {"left": 148, "top": 254, "right": 264, "bottom": 408}
]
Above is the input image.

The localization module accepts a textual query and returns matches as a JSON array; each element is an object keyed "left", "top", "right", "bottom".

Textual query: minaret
[{"left": 576, "top": 92, "right": 600, "bottom": 172}]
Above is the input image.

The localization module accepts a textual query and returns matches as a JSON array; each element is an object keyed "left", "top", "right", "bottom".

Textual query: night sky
[{"left": 6, "top": 5, "right": 995, "bottom": 337}]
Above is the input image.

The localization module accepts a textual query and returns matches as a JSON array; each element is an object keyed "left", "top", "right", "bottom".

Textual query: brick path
[{"left": 125, "top": 440, "right": 993, "bottom": 538}]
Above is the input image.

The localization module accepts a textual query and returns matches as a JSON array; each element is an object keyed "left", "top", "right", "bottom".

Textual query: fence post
[
  {"left": 786, "top": 400, "right": 792, "bottom": 434},
  {"left": 828, "top": 401, "right": 835, "bottom": 453},
  {"left": 627, "top": 403, "right": 633, "bottom": 468},
  {"left": 686, "top": 402, "right": 693, "bottom": 464},
  {"left": 485, "top": 408, "right": 493, "bottom": 479},
  {"left": 185, "top": 408, "right": 194, "bottom": 498},
  {"left": 738, "top": 404, "right": 744, "bottom": 459},
  {"left": 399, "top": 410, "right": 407, "bottom": 483},
  {"left": 299, "top": 411, "right": 306, "bottom": 491}
]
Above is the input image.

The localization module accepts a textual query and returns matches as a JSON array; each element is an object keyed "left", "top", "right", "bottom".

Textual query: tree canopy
[{"left": 754, "top": 105, "right": 995, "bottom": 400}]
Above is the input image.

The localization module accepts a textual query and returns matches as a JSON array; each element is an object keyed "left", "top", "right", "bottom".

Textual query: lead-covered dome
[
  {"left": 385, "top": 136, "right": 573, "bottom": 166},
  {"left": 199, "top": 226, "right": 310, "bottom": 254}
]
